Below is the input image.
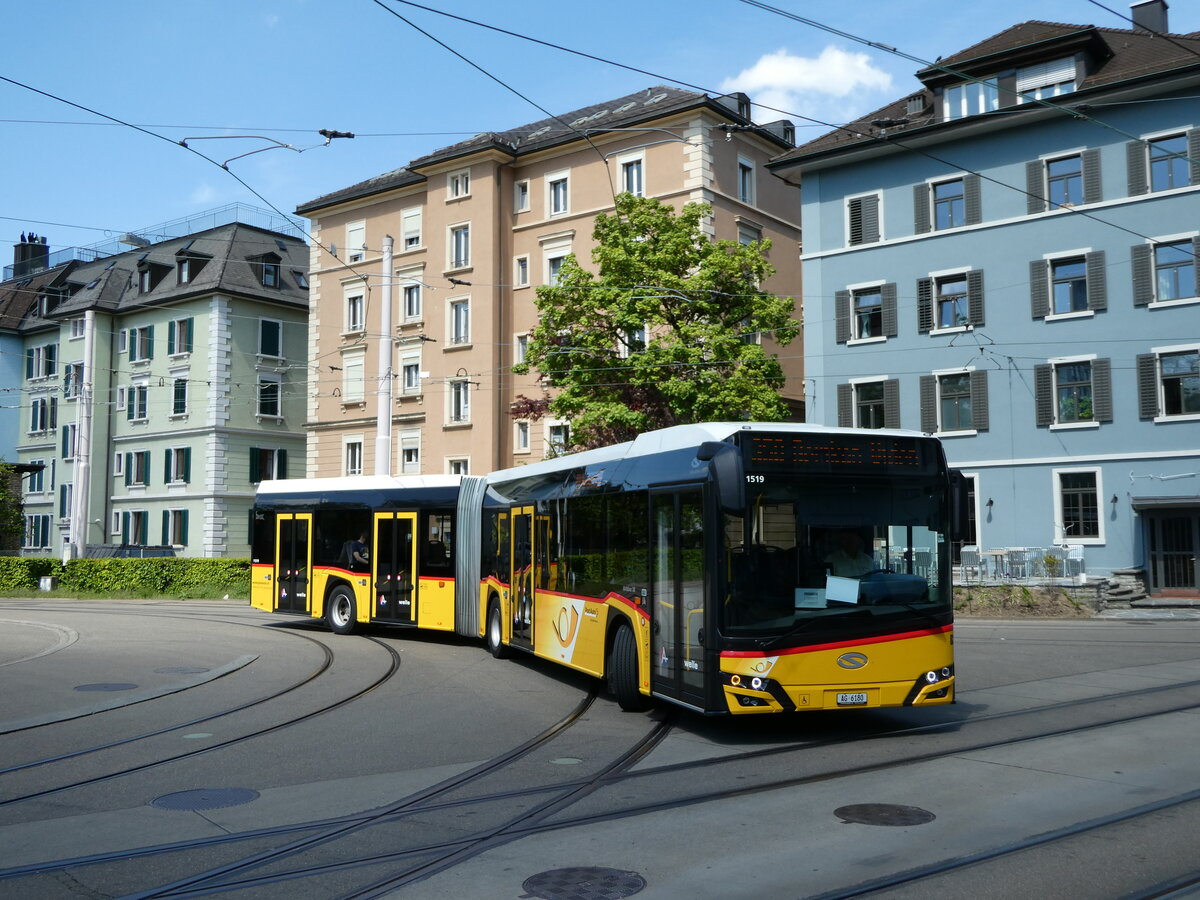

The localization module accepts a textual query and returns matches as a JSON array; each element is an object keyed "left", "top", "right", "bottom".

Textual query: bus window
[
  {"left": 250, "top": 510, "right": 275, "bottom": 563},
  {"left": 313, "top": 510, "right": 372, "bottom": 570},
  {"left": 421, "top": 511, "right": 454, "bottom": 574},
  {"left": 562, "top": 494, "right": 605, "bottom": 599},
  {"left": 608, "top": 490, "right": 649, "bottom": 600}
]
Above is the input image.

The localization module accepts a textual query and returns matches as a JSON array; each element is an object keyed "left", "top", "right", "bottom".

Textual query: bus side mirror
[
  {"left": 949, "top": 469, "right": 971, "bottom": 541},
  {"left": 698, "top": 441, "right": 746, "bottom": 514}
]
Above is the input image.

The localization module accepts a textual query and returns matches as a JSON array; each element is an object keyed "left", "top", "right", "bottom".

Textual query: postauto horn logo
[{"left": 836, "top": 652, "right": 868, "bottom": 670}]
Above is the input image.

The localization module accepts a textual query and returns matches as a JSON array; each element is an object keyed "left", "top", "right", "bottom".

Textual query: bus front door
[
  {"left": 274, "top": 513, "right": 312, "bottom": 614},
  {"left": 650, "top": 489, "right": 707, "bottom": 708},
  {"left": 374, "top": 512, "right": 417, "bottom": 623},
  {"left": 510, "top": 506, "right": 534, "bottom": 650}
]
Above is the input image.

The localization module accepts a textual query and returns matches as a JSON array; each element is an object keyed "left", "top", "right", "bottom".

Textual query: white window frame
[
  {"left": 116, "top": 385, "right": 127, "bottom": 412},
  {"left": 26, "top": 459, "right": 45, "bottom": 494},
  {"left": 737, "top": 155, "right": 756, "bottom": 205},
  {"left": 447, "top": 457, "right": 470, "bottom": 476},
  {"left": 128, "top": 383, "right": 149, "bottom": 423},
  {"left": 1052, "top": 465, "right": 1105, "bottom": 545},
  {"left": 171, "top": 375, "right": 188, "bottom": 417},
  {"left": 397, "top": 264, "right": 424, "bottom": 321},
  {"left": 514, "top": 420, "right": 531, "bottom": 454},
  {"left": 514, "top": 179, "right": 530, "bottom": 212},
  {"left": 515, "top": 333, "right": 529, "bottom": 364},
  {"left": 165, "top": 508, "right": 188, "bottom": 547},
  {"left": 448, "top": 378, "right": 471, "bottom": 424},
  {"left": 167, "top": 446, "right": 191, "bottom": 483},
  {"left": 112, "top": 452, "right": 124, "bottom": 478},
  {"left": 1016, "top": 57, "right": 1077, "bottom": 103},
  {"left": 928, "top": 266, "right": 974, "bottom": 336},
  {"left": 346, "top": 220, "right": 366, "bottom": 263},
  {"left": 400, "top": 351, "right": 422, "bottom": 395},
  {"left": 345, "top": 290, "right": 365, "bottom": 334},
  {"left": 545, "top": 419, "right": 571, "bottom": 457},
  {"left": 545, "top": 253, "right": 566, "bottom": 287},
  {"left": 401, "top": 206, "right": 422, "bottom": 250},
  {"left": 343, "top": 435, "right": 364, "bottom": 477},
  {"left": 1047, "top": 353, "right": 1101, "bottom": 431},
  {"left": 845, "top": 190, "right": 883, "bottom": 245},
  {"left": 848, "top": 374, "right": 889, "bottom": 430},
  {"left": 846, "top": 278, "right": 888, "bottom": 345},
  {"left": 257, "top": 374, "right": 282, "bottom": 419},
  {"left": 1147, "top": 231, "right": 1200, "bottom": 308},
  {"left": 448, "top": 297, "right": 470, "bottom": 346},
  {"left": 70, "top": 317, "right": 86, "bottom": 339},
  {"left": 448, "top": 223, "right": 471, "bottom": 270},
  {"left": 514, "top": 254, "right": 530, "bottom": 288},
  {"left": 399, "top": 430, "right": 421, "bottom": 474},
  {"left": 62, "top": 422, "right": 78, "bottom": 460},
  {"left": 128, "top": 326, "right": 152, "bottom": 363},
  {"left": 1042, "top": 248, "right": 1096, "bottom": 320},
  {"left": 617, "top": 152, "right": 645, "bottom": 197},
  {"left": 342, "top": 350, "right": 366, "bottom": 404},
  {"left": 932, "top": 365, "right": 978, "bottom": 436},
  {"left": 447, "top": 168, "right": 471, "bottom": 200},
  {"left": 547, "top": 170, "right": 570, "bottom": 217},
  {"left": 1151, "top": 342, "right": 1200, "bottom": 423},
  {"left": 258, "top": 318, "right": 283, "bottom": 359}
]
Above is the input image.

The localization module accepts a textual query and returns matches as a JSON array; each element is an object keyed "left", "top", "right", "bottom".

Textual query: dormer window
[
  {"left": 1016, "top": 57, "right": 1076, "bottom": 103},
  {"left": 251, "top": 253, "right": 282, "bottom": 288},
  {"left": 136, "top": 260, "right": 169, "bottom": 293},
  {"left": 942, "top": 78, "right": 998, "bottom": 121}
]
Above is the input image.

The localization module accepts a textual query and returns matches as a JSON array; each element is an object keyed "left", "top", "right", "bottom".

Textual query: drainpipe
[
  {"left": 68, "top": 309, "right": 95, "bottom": 560},
  {"left": 374, "top": 235, "right": 394, "bottom": 475}
]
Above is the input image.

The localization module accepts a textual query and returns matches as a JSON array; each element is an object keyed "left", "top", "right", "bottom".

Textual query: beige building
[{"left": 296, "top": 86, "right": 802, "bottom": 478}]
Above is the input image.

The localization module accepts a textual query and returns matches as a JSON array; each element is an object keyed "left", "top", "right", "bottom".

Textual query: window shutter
[
  {"left": 1034, "top": 364, "right": 1053, "bottom": 426},
  {"left": 139, "top": 514, "right": 148, "bottom": 546},
  {"left": 1026, "top": 160, "right": 1045, "bottom": 213},
  {"left": 146, "top": 325, "right": 154, "bottom": 359},
  {"left": 186, "top": 317, "right": 194, "bottom": 352},
  {"left": 277, "top": 448, "right": 288, "bottom": 479},
  {"left": 917, "top": 278, "right": 934, "bottom": 333},
  {"left": 837, "top": 384, "right": 853, "bottom": 427},
  {"left": 47, "top": 344, "right": 57, "bottom": 375},
  {"left": 142, "top": 451, "right": 151, "bottom": 485},
  {"left": 183, "top": 448, "right": 191, "bottom": 483},
  {"left": 167, "top": 323, "right": 175, "bottom": 356},
  {"left": 835, "top": 290, "right": 851, "bottom": 343},
  {"left": 919, "top": 375, "right": 937, "bottom": 433},
  {"left": 1189, "top": 129, "right": 1200, "bottom": 188},
  {"left": 180, "top": 511, "right": 188, "bottom": 546},
  {"left": 967, "top": 270, "right": 985, "bottom": 325},
  {"left": 1136, "top": 354, "right": 1159, "bottom": 418},
  {"left": 1081, "top": 148, "right": 1102, "bottom": 204},
  {"left": 62, "top": 427, "right": 69, "bottom": 456},
  {"left": 848, "top": 196, "right": 879, "bottom": 245},
  {"left": 969, "top": 370, "right": 989, "bottom": 431},
  {"left": 49, "top": 397, "right": 57, "bottom": 429},
  {"left": 1131, "top": 244, "right": 1154, "bottom": 306},
  {"left": 162, "top": 510, "right": 170, "bottom": 545},
  {"left": 1194, "top": 237, "right": 1200, "bottom": 297},
  {"left": 25, "top": 348, "right": 33, "bottom": 379},
  {"left": 1085, "top": 251, "right": 1107, "bottom": 311},
  {"left": 882, "top": 283, "right": 898, "bottom": 337},
  {"left": 1127, "top": 140, "right": 1148, "bottom": 195},
  {"left": 913, "top": 184, "right": 931, "bottom": 234},
  {"left": 1092, "top": 358, "right": 1113, "bottom": 422},
  {"left": 964, "top": 174, "right": 982, "bottom": 225},
  {"left": 883, "top": 380, "right": 901, "bottom": 430},
  {"left": 121, "top": 512, "right": 129, "bottom": 545},
  {"left": 164, "top": 449, "right": 172, "bottom": 483},
  {"left": 1030, "top": 259, "right": 1050, "bottom": 318},
  {"left": 249, "top": 448, "right": 261, "bottom": 484},
  {"left": 125, "top": 453, "right": 132, "bottom": 486}
]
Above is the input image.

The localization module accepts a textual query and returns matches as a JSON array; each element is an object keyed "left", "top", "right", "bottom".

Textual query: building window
[
  {"left": 1057, "top": 470, "right": 1101, "bottom": 542},
  {"left": 450, "top": 224, "right": 470, "bottom": 269},
  {"left": 616, "top": 326, "right": 646, "bottom": 359},
  {"left": 26, "top": 460, "right": 45, "bottom": 494},
  {"left": 26, "top": 342, "right": 58, "bottom": 379},
  {"left": 1050, "top": 257, "right": 1088, "bottom": 314},
  {"left": 448, "top": 458, "right": 469, "bottom": 476},
  {"left": 622, "top": 158, "right": 644, "bottom": 197},
  {"left": 1046, "top": 155, "right": 1082, "bottom": 207},
  {"left": 258, "top": 377, "right": 281, "bottom": 417},
  {"left": 259, "top": 258, "right": 281, "bottom": 288},
  {"left": 920, "top": 370, "right": 990, "bottom": 433},
  {"left": 853, "top": 288, "right": 883, "bottom": 339},
  {"left": 59, "top": 482, "right": 73, "bottom": 520},
  {"left": 402, "top": 358, "right": 421, "bottom": 394},
  {"left": 847, "top": 193, "right": 881, "bottom": 245},
  {"left": 344, "top": 440, "right": 363, "bottom": 477},
  {"left": 448, "top": 168, "right": 470, "bottom": 199},
  {"left": 127, "top": 386, "right": 148, "bottom": 422},
  {"left": 166, "top": 446, "right": 192, "bottom": 483},
  {"left": 400, "top": 431, "right": 420, "bottom": 474},
  {"left": 23, "top": 514, "right": 51, "bottom": 549},
  {"left": 548, "top": 173, "right": 569, "bottom": 216},
  {"left": 70, "top": 317, "right": 86, "bottom": 339},
  {"left": 249, "top": 447, "right": 287, "bottom": 482},
  {"left": 403, "top": 284, "right": 421, "bottom": 320},
  {"left": 164, "top": 509, "right": 189, "bottom": 546},
  {"left": 120, "top": 510, "right": 150, "bottom": 546},
  {"left": 547, "top": 422, "right": 570, "bottom": 456},
  {"left": 343, "top": 353, "right": 365, "bottom": 403},
  {"left": 918, "top": 271, "right": 983, "bottom": 333},
  {"left": 838, "top": 380, "right": 901, "bottom": 430},
  {"left": 259, "top": 319, "right": 282, "bottom": 357},
  {"left": 125, "top": 450, "right": 151, "bottom": 486},
  {"left": 30, "top": 395, "right": 57, "bottom": 432},
  {"left": 62, "top": 422, "right": 77, "bottom": 460},
  {"left": 1041, "top": 360, "right": 1102, "bottom": 426},
  {"left": 1155, "top": 241, "right": 1196, "bottom": 302},
  {"left": 1032, "top": 251, "right": 1106, "bottom": 318},
  {"left": 450, "top": 299, "right": 470, "bottom": 345},
  {"left": 63, "top": 362, "right": 83, "bottom": 399},
  {"left": 857, "top": 382, "right": 886, "bottom": 429},
  {"left": 1017, "top": 57, "right": 1076, "bottom": 102},
  {"left": 401, "top": 207, "right": 421, "bottom": 249},
  {"left": 346, "top": 221, "right": 366, "bottom": 262},
  {"left": 449, "top": 379, "right": 470, "bottom": 423},
  {"left": 112, "top": 452, "right": 123, "bottom": 478},
  {"left": 1139, "top": 348, "right": 1200, "bottom": 419},
  {"left": 514, "top": 255, "right": 530, "bottom": 287},
  {"left": 1149, "top": 134, "right": 1190, "bottom": 192},
  {"left": 514, "top": 179, "right": 530, "bottom": 212},
  {"left": 546, "top": 254, "right": 565, "bottom": 286},
  {"left": 1029, "top": 150, "right": 1099, "bottom": 212},
  {"left": 168, "top": 317, "right": 194, "bottom": 355},
  {"left": 128, "top": 326, "right": 153, "bottom": 362},
  {"left": 346, "top": 293, "right": 364, "bottom": 332},
  {"left": 933, "top": 179, "right": 966, "bottom": 229},
  {"left": 515, "top": 421, "right": 530, "bottom": 452},
  {"left": 177, "top": 257, "right": 192, "bottom": 284},
  {"left": 172, "top": 378, "right": 188, "bottom": 415},
  {"left": 937, "top": 276, "right": 970, "bottom": 329},
  {"left": 737, "top": 157, "right": 755, "bottom": 204},
  {"left": 515, "top": 333, "right": 529, "bottom": 364},
  {"left": 737, "top": 221, "right": 761, "bottom": 246},
  {"left": 942, "top": 78, "right": 998, "bottom": 121},
  {"left": 293, "top": 270, "right": 308, "bottom": 289}
]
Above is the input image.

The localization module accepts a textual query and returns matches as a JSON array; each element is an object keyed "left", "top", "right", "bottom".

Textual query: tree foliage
[
  {"left": 511, "top": 194, "right": 799, "bottom": 450},
  {"left": 0, "top": 461, "right": 23, "bottom": 543}
]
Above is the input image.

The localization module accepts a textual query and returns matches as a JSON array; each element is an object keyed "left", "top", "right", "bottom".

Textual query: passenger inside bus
[{"left": 340, "top": 533, "right": 369, "bottom": 571}]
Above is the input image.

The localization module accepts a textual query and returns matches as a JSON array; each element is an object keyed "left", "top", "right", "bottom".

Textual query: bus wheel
[
  {"left": 608, "top": 625, "right": 649, "bottom": 712},
  {"left": 326, "top": 586, "right": 357, "bottom": 635},
  {"left": 486, "top": 601, "right": 510, "bottom": 659}
]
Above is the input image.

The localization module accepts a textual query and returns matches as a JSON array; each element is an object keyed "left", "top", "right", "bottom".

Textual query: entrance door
[
  {"left": 374, "top": 512, "right": 417, "bottom": 622},
  {"left": 1147, "top": 513, "right": 1200, "bottom": 594},
  {"left": 274, "top": 513, "right": 311, "bottom": 613},
  {"left": 650, "top": 489, "right": 707, "bottom": 707},
  {"left": 510, "top": 507, "right": 534, "bottom": 649}
]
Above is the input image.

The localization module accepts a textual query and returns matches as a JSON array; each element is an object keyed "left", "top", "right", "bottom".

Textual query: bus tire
[
  {"left": 326, "top": 586, "right": 357, "bottom": 635},
  {"left": 608, "top": 624, "right": 648, "bottom": 712},
  {"left": 486, "top": 600, "right": 510, "bottom": 659}
]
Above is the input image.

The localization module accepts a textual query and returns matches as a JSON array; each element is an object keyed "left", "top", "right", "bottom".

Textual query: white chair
[
  {"left": 959, "top": 545, "right": 981, "bottom": 582},
  {"left": 1065, "top": 545, "right": 1085, "bottom": 577}
]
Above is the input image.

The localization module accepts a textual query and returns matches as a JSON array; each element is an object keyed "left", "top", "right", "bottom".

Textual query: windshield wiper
[{"left": 756, "top": 608, "right": 871, "bottom": 652}]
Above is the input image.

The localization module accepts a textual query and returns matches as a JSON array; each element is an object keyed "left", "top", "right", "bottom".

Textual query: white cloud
[{"left": 720, "top": 46, "right": 894, "bottom": 124}]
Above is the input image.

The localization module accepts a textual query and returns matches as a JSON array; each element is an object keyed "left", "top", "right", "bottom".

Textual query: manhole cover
[
  {"left": 835, "top": 803, "right": 936, "bottom": 826},
  {"left": 521, "top": 866, "right": 645, "bottom": 900},
  {"left": 150, "top": 788, "right": 260, "bottom": 811},
  {"left": 74, "top": 683, "right": 138, "bottom": 692},
  {"left": 154, "top": 666, "right": 210, "bottom": 674}
]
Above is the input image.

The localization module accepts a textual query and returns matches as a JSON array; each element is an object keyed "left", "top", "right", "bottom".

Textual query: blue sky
[{"left": 3, "top": 0, "right": 1195, "bottom": 254}]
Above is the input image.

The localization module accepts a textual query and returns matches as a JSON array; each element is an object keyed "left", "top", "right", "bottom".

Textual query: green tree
[
  {"left": 511, "top": 194, "right": 800, "bottom": 450},
  {"left": 0, "top": 460, "right": 24, "bottom": 546}
]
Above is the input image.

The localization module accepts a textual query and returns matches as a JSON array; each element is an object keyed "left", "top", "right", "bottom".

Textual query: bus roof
[{"left": 256, "top": 474, "right": 463, "bottom": 498}]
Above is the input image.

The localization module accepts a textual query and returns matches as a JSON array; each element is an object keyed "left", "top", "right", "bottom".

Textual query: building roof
[
  {"left": 40, "top": 222, "right": 308, "bottom": 325},
  {"left": 771, "top": 20, "right": 1200, "bottom": 167},
  {"left": 296, "top": 85, "right": 792, "bottom": 215},
  {"left": 0, "top": 262, "right": 78, "bottom": 332}
]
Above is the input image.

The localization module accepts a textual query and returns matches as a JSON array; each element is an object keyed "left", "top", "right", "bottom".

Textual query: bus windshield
[{"left": 721, "top": 478, "right": 951, "bottom": 635}]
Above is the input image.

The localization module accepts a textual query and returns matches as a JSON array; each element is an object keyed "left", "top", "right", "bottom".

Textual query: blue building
[{"left": 769, "top": 2, "right": 1200, "bottom": 594}]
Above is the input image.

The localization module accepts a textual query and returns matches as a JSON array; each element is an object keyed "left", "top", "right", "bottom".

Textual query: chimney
[
  {"left": 12, "top": 232, "right": 50, "bottom": 279},
  {"left": 1130, "top": 0, "right": 1169, "bottom": 33}
]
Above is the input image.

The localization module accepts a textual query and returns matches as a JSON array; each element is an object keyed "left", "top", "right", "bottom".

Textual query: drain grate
[
  {"left": 150, "top": 788, "right": 260, "bottom": 811},
  {"left": 154, "top": 666, "right": 211, "bottom": 674},
  {"left": 835, "top": 803, "right": 936, "bottom": 826},
  {"left": 74, "top": 683, "right": 138, "bottom": 692},
  {"left": 521, "top": 867, "right": 645, "bottom": 900}
]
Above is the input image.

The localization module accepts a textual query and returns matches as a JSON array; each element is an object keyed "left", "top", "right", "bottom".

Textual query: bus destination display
[{"left": 740, "top": 433, "right": 933, "bottom": 473}]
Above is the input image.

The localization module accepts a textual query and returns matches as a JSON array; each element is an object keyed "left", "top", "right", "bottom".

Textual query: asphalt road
[{"left": 0, "top": 599, "right": 1198, "bottom": 899}]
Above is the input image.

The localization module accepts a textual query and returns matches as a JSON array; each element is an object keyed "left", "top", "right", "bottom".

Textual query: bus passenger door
[
  {"left": 374, "top": 512, "right": 417, "bottom": 623},
  {"left": 510, "top": 506, "right": 534, "bottom": 650},
  {"left": 650, "top": 489, "right": 707, "bottom": 707},
  {"left": 274, "top": 513, "right": 312, "bottom": 613}
]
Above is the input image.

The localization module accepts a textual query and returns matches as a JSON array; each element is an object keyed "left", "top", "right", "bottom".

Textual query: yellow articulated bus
[{"left": 251, "top": 423, "right": 958, "bottom": 716}]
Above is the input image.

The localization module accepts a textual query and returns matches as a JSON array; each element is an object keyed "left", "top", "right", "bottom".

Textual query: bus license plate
[{"left": 837, "top": 692, "right": 868, "bottom": 706}]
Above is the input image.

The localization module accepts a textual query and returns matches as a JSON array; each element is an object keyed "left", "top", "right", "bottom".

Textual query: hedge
[{"left": 0, "top": 557, "right": 250, "bottom": 598}]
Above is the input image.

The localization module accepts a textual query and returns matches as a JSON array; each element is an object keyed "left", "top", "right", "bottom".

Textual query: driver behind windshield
[{"left": 824, "top": 530, "right": 874, "bottom": 577}]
